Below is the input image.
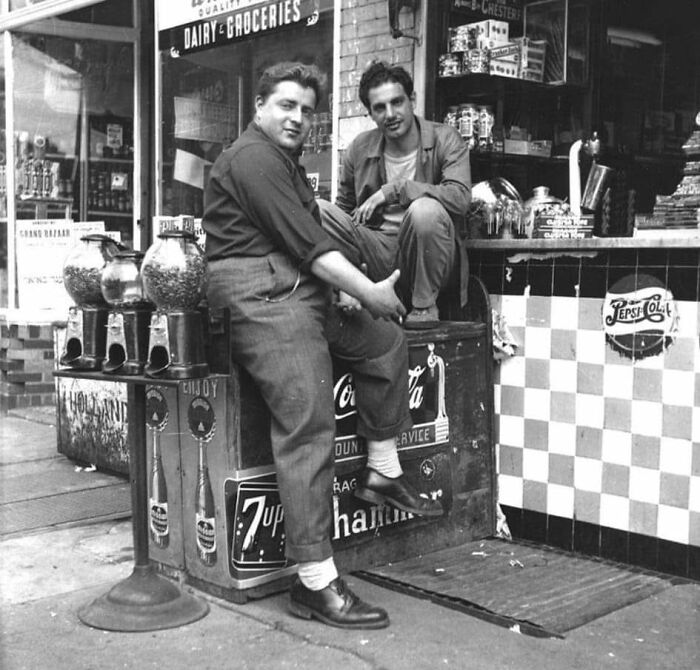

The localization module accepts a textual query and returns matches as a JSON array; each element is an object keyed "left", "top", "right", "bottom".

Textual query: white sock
[
  {"left": 366, "top": 437, "right": 403, "bottom": 478},
  {"left": 297, "top": 557, "right": 339, "bottom": 591}
]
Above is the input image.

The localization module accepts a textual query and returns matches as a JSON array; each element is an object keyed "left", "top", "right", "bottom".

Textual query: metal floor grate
[{"left": 356, "top": 538, "right": 675, "bottom": 638}]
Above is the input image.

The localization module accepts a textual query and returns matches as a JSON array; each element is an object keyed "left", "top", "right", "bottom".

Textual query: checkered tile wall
[{"left": 470, "top": 246, "right": 700, "bottom": 580}]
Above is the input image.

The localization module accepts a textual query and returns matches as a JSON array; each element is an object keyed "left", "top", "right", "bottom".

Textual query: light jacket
[{"left": 335, "top": 115, "right": 471, "bottom": 227}]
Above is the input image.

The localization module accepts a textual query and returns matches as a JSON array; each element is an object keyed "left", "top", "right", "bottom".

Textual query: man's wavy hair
[
  {"left": 359, "top": 61, "right": 414, "bottom": 111},
  {"left": 256, "top": 61, "right": 324, "bottom": 107}
]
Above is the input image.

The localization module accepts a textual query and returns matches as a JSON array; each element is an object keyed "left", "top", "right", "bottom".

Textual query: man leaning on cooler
[{"left": 201, "top": 61, "right": 443, "bottom": 631}]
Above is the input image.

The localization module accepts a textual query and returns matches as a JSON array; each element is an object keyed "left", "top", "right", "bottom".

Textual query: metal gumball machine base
[
  {"left": 59, "top": 306, "right": 109, "bottom": 370},
  {"left": 145, "top": 310, "right": 209, "bottom": 379},
  {"left": 103, "top": 308, "right": 153, "bottom": 375}
]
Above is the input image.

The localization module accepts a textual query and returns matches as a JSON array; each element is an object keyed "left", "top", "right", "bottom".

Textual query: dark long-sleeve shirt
[{"left": 202, "top": 122, "right": 341, "bottom": 271}]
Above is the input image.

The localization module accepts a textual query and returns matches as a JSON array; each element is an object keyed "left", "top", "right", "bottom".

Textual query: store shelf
[
  {"left": 90, "top": 157, "right": 133, "bottom": 165},
  {"left": 438, "top": 73, "right": 570, "bottom": 90},
  {"left": 18, "top": 195, "right": 74, "bottom": 205},
  {"left": 88, "top": 210, "right": 133, "bottom": 218},
  {"left": 46, "top": 153, "right": 77, "bottom": 160},
  {"left": 464, "top": 236, "right": 700, "bottom": 251},
  {"left": 471, "top": 152, "right": 568, "bottom": 165}
]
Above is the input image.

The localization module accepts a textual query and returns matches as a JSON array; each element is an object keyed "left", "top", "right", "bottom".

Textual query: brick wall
[
  {"left": 0, "top": 320, "right": 56, "bottom": 411},
  {"left": 338, "top": 0, "right": 417, "bottom": 119}
]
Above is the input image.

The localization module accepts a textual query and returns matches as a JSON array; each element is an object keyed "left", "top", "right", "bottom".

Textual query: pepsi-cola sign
[{"left": 603, "top": 273, "right": 677, "bottom": 360}]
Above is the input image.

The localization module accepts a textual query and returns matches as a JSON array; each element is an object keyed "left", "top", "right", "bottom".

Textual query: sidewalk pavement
[{"left": 1, "top": 408, "right": 699, "bottom": 670}]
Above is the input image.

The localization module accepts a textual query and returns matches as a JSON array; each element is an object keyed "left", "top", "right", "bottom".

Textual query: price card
[{"left": 306, "top": 172, "right": 320, "bottom": 193}]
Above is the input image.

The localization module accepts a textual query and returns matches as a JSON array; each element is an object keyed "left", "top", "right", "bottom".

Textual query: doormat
[
  {"left": 0, "top": 484, "right": 131, "bottom": 536},
  {"left": 355, "top": 538, "right": 675, "bottom": 638}
]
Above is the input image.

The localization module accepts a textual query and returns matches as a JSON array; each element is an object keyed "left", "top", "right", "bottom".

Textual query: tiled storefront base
[{"left": 470, "top": 247, "right": 700, "bottom": 581}]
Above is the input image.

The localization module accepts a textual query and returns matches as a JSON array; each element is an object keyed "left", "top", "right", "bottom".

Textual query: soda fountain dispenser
[
  {"left": 141, "top": 229, "right": 209, "bottom": 379},
  {"left": 100, "top": 250, "right": 154, "bottom": 375},
  {"left": 60, "top": 234, "right": 123, "bottom": 370}
]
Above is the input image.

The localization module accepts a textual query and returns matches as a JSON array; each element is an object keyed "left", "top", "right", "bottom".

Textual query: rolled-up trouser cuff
[
  {"left": 357, "top": 412, "right": 413, "bottom": 442},
  {"left": 285, "top": 537, "right": 334, "bottom": 563}
]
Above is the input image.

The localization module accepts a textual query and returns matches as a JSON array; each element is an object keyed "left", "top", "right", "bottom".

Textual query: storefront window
[
  {"left": 7, "top": 0, "right": 132, "bottom": 24},
  {"left": 11, "top": 32, "right": 135, "bottom": 244},
  {"left": 1, "top": 42, "right": 7, "bottom": 308},
  {"left": 156, "top": 0, "right": 335, "bottom": 223},
  {"left": 1, "top": 0, "right": 138, "bottom": 313},
  {"left": 599, "top": 0, "right": 700, "bottom": 214}
]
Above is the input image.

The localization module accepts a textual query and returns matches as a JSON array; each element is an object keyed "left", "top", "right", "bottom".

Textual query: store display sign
[
  {"left": 15, "top": 220, "right": 105, "bottom": 311},
  {"left": 174, "top": 97, "right": 236, "bottom": 145},
  {"left": 452, "top": 0, "right": 522, "bottom": 22},
  {"left": 158, "top": 0, "right": 320, "bottom": 56},
  {"left": 603, "top": 273, "right": 678, "bottom": 360}
]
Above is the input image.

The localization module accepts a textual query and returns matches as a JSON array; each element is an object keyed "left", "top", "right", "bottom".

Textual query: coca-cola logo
[
  {"left": 333, "top": 365, "right": 428, "bottom": 421},
  {"left": 333, "top": 372, "right": 355, "bottom": 421},
  {"left": 603, "top": 274, "right": 677, "bottom": 360},
  {"left": 408, "top": 365, "right": 427, "bottom": 410}
]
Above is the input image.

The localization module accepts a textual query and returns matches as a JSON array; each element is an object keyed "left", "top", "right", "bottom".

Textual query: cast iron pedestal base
[{"left": 78, "top": 565, "right": 209, "bottom": 632}]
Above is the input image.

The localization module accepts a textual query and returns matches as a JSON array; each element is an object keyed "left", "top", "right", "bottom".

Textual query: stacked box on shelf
[
  {"left": 488, "top": 43, "right": 521, "bottom": 78},
  {"left": 446, "top": 20, "right": 510, "bottom": 76},
  {"left": 466, "top": 20, "right": 509, "bottom": 49},
  {"left": 516, "top": 37, "right": 546, "bottom": 82}
]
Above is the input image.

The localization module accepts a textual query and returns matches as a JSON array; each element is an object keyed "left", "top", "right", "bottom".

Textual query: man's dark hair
[
  {"left": 359, "top": 61, "right": 414, "bottom": 110},
  {"left": 256, "top": 61, "right": 323, "bottom": 107}
]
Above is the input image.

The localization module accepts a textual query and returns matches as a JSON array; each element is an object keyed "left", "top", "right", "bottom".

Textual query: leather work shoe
[
  {"left": 355, "top": 468, "right": 444, "bottom": 517},
  {"left": 289, "top": 577, "right": 390, "bottom": 629},
  {"left": 404, "top": 304, "right": 439, "bottom": 330}
]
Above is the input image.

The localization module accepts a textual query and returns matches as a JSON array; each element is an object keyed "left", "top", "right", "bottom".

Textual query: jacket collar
[{"left": 248, "top": 121, "right": 303, "bottom": 160}]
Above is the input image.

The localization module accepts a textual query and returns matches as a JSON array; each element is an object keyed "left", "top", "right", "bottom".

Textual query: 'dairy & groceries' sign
[{"left": 157, "top": 0, "right": 321, "bottom": 56}]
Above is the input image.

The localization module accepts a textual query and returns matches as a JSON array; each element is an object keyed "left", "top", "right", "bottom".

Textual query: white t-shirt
[{"left": 381, "top": 149, "right": 417, "bottom": 232}]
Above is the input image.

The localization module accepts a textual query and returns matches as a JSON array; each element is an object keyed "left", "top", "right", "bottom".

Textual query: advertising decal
[
  {"left": 147, "top": 388, "right": 171, "bottom": 549},
  {"left": 189, "top": 396, "right": 219, "bottom": 567},
  {"left": 334, "top": 342, "right": 449, "bottom": 464},
  {"left": 602, "top": 273, "right": 678, "bottom": 360}
]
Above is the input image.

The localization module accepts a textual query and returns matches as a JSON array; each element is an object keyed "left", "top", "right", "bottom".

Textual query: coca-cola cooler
[{"left": 164, "top": 318, "right": 495, "bottom": 603}]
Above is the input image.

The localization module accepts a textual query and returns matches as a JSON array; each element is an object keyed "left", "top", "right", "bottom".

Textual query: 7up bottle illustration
[
  {"left": 146, "top": 388, "right": 169, "bottom": 549},
  {"left": 189, "top": 396, "right": 217, "bottom": 567}
]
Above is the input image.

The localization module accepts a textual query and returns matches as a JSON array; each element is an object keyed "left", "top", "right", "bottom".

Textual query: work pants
[
  {"left": 318, "top": 198, "right": 457, "bottom": 310},
  {"left": 207, "top": 253, "right": 412, "bottom": 563}
]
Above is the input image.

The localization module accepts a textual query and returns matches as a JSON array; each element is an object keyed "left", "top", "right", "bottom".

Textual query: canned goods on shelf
[
  {"left": 458, "top": 104, "right": 478, "bottom": 144},
  {"left": 448, "top": 26, "right": 471, "bottom": 53},
  {"left": 444, "top": 106, "right": 460, "bottom": 130},
  {"left": 439, "top": 53, "right": 462, "bottom": 78},
  {"left": 465, "top": 49, "right": 489, "bottom": 74}
]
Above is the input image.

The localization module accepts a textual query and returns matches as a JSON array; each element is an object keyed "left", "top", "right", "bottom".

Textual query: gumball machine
[
  {"left": 141, "top": 229, "right": 209, "bottom": 379},
  {"left": 100, "top": 250, "right": 154, "bottom": 375},
  {"left": 61, "top": 234, "right": 122, "bottom": 369}
]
